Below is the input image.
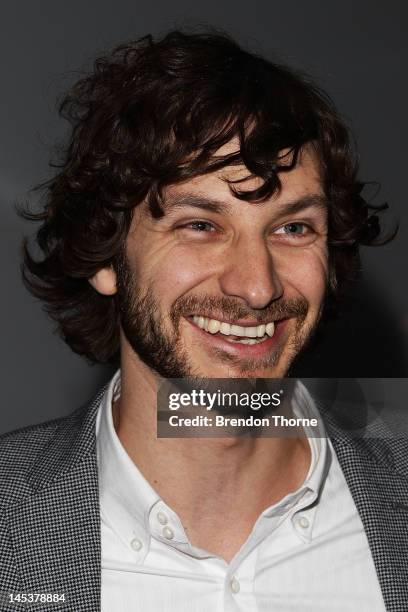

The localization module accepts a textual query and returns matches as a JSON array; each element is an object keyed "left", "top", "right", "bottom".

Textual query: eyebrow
[{"left": 162, "top": 192, "right": 328, "bottom": 217}]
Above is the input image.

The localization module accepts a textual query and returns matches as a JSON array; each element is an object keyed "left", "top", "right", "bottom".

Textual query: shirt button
[
  {"left": 297, "top": 516, "right": 310, "bottom": 529},
  {"left": 130, "top": 538, "right": 143, "bottom": 552},
  {"left": 230, "top": 576, "right": 240, "bottom": 594},
  {"left": 157, "top": 511, "right": 168, "bottom": 525},
  {"left": 162, "top": 526, "right": 174, "bottom": 540}
]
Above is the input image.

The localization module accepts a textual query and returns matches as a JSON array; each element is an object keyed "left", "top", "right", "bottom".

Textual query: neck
[{"left": 113, "top": 349, "right": 311, "bottom": 562}]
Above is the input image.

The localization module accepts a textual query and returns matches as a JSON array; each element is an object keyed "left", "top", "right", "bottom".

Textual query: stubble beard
[{"left": 115, "top": 254, "right": 319, "bottom": 380}]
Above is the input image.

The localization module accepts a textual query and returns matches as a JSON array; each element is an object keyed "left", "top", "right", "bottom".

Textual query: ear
[{"left": 88, "top": 266, "right": 117, "bottom": 296}]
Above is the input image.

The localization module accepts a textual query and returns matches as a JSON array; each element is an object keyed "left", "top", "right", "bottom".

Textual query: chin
[{"left": 190, "top": 353, "right": 292, "bottom": 379}]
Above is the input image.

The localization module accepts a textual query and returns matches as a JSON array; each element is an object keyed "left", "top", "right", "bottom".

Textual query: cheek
[
  {"left": 275, "top": 246, "right": 328, "bottom": 304},
  {"left": 137, "top": 243, "right": 219, "bottom": 298}
]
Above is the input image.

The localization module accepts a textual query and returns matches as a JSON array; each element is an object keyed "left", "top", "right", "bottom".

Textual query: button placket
[
  {"left": 130, "top": 537, "right": 143, "bottom": 552},
  {"left": 230, "top": 575, "right": 240, "bottom": 594}
]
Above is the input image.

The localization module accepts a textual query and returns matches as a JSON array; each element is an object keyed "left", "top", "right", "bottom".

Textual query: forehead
[{"left": 164, "top": 142, "right": 323, "bottom": 211}]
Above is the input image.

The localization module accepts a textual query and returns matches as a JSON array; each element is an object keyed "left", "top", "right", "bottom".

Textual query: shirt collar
[
  {"left": 96, "top": 370, "right": 158, "bottom": 556},
  {"left": 96, "top": 370, "right": 193, "bottom": 559},
  {"left": 96, "top": 372, "right": 330, "bottom": 555},
  {"left": 259, "top": 381, "right": 329, "bottom": 544},
  {"left": 293, "top": 380, "right": 328, "bottom": 498}
]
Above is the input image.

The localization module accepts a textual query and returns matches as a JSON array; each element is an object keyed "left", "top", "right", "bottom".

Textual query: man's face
[{"left": 106, "top": 144, "right": 328, "bottom": 378}]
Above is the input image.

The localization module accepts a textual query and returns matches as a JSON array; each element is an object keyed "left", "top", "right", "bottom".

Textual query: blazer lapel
[
  {"left": 5, "top": 388, "right": 105, "bottom": 612},
  {"left": 312, "top": 379, "right": 408, "bottom": 612},
  {"left": 329, "top": 435, "right": 408, "bottom": 612}
]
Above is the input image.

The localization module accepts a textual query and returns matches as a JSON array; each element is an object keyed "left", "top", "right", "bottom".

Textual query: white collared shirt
[{"left": 96, "top": 371, "right": 385, "bottom": 611}]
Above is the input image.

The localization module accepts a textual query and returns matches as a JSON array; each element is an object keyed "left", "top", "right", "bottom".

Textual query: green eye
[{"left": 282, "top": 223, "right": 306, "bottom": 234}]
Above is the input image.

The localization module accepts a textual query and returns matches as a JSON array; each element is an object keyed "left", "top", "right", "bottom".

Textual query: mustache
[{"left": 171, "top": 294, "right": 308, "bottom": 325}]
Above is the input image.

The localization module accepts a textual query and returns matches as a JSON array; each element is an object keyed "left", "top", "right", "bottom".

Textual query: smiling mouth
[{"left": 188, "top": 315, "right": 275, "bottom": 345}]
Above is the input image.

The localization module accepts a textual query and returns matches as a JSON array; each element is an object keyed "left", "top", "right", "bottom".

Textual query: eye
[
  {"left": 178, "top": 220, "right": 216, "bottom": 232},
  {"left": 271, "top": 221, "right": 318, "bottom": 246},
  {"left": 276, "top": 222, "right": 309, "bottom": 235}
]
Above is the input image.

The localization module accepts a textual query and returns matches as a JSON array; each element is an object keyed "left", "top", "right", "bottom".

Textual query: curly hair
[{"left": 20, "top": 29, "right": 391, "bottom": 365}]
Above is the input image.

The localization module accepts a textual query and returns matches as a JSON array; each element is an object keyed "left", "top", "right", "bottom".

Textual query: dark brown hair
[{"left": 20, "top": 29, "right": 390, "bottom": 365}]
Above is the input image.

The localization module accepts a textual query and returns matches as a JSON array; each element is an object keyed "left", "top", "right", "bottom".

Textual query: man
[{"left": 1, "top": 30, "right": 406, "bottom": 611}]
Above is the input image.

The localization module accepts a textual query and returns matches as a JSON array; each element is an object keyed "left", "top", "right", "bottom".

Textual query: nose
[{"left": 218, "top": 235, "right": 284, "bottom": 309}]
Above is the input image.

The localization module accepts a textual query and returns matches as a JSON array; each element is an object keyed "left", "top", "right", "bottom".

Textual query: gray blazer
[{"left": 0, "top": 382, "right": 408, "bottom": 611}]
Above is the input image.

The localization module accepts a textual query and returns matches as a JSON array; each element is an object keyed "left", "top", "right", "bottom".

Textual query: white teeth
[
  {"left": 207, "top": 319, "right": 220, "bottom": 334},
  {"left": 192, "top": 316, "right": 276, "bottom": 339},
  {"left": 265, "top": 322, "right": 275, "bottom": 337},
  {"left": 257, "top": 324, "right": 266, "bottom": 337},
  {"left": 220, "top": 322, "right": 231, "bottom": 336}
]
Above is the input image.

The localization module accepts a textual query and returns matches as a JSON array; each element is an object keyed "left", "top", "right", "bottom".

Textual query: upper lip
[{"left": 187, "top": 314, "right": 282, "bottom": 326}]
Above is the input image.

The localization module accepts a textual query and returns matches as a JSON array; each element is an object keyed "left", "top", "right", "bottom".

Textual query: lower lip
[{"left": 185, "top": 317, "right": 289, "bottom": 358}]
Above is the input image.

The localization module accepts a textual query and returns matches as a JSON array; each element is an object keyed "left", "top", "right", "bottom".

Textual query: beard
[{"left": 115, "top": 251, "right": 318, "bottom": 379}]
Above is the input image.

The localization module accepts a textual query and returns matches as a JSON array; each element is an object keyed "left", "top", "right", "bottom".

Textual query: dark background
[{"left": 1, "top": 1, "right": 407, "bottom": 433}]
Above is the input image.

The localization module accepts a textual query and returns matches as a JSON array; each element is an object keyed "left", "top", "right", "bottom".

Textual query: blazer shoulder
[
  {"left": 0, "top": 390, "right": 101, "bottom": 512},
  {"left": 0, "top": 416, "right": 66, "bottom": 508},
  {"left": 0, "top": 415, "right": 64, "bottom": 458}
]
